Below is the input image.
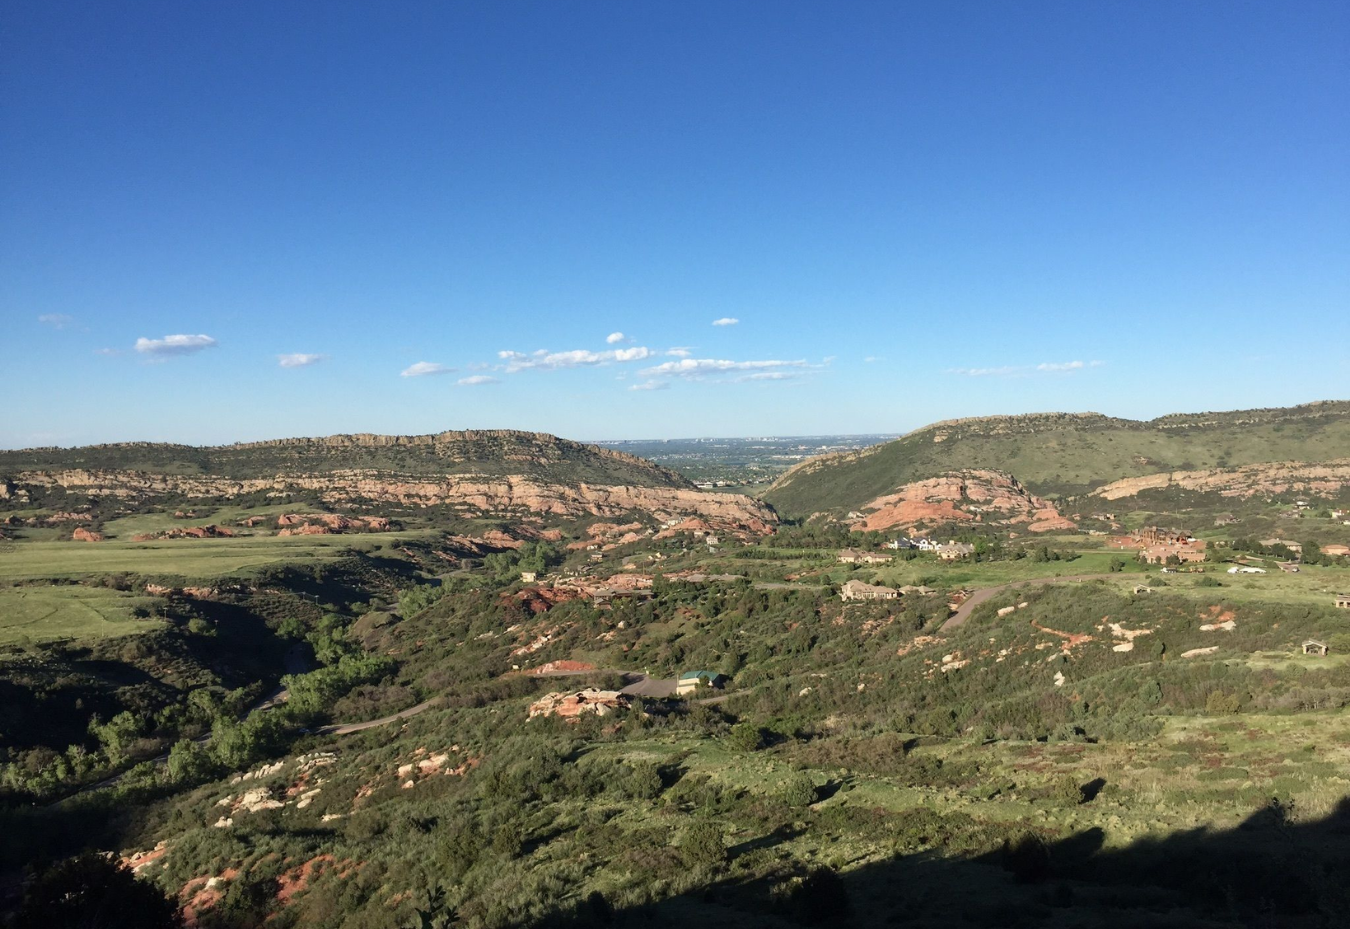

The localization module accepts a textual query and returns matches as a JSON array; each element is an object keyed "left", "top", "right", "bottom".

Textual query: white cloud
[
  {"left": 458, "top": 375, "right": 499, "bottom": 386},
  {"left": 497, "top": 346, "right": 653, "bottom": 372},
  {"left": 401, "top": 361, "right": 454, "bottom": 377},
  {"left": 38, "top": 313, "right": 74, "bottom": 329},
  {"left": 712, "top": 317, "right": 739, "bottom": 326},
  {"left": 864, "top": 356, "right": 881, "bottom": 363},
  {"left": 641, "top": 358, "right": 808, "bottom": 379},
  {"left": 135, "top": 334, "right": 217, "bottom": 356},
  {"left": 666, "top": 347, "right": 692, "bottom": 358},
  {"left": 628, "top": 380, "right": 669, "bottom": 391},
  {"left": 278, "top": 353, "right": 326, "bottom": 368},
  {"left": 605, "top": 332, "right": 630, "bottom": 344},
  {"left": 1037, "top": 360, "right": 1085, "bottom": 372}
]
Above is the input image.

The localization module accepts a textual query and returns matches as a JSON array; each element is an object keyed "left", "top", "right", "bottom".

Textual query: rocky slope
[
  {"left": 765, "top": 400, "right": 1350, "bottom": 516},
  {"left": 849, "top": 470, "right": 1075, "bottom": 533}
]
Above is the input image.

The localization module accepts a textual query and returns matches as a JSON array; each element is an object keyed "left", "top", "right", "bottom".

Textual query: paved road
[
  {"left": 940, "top": 573, "right": 1119, "bottom": 631},
  {"left": 311, "top": 697, "right": 445, "bottom": 735}
]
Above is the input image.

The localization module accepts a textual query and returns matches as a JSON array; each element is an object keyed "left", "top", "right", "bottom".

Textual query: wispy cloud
[
  {"left": 401, "top": 361, "right": 455, "bottom": 377},
  {"left": 1038, "top": 359, "right": 1104, "bottom": 372},
  {"left": 94, "top": 347, "right": 123, "bottom": 357},
  {"left": 864, "top": 356, "right": 881, "bottom": 363},
  {"left": 948, "top": 360, "right": 1105, "bottom": 377},
  {"left": 666, "top": 347, "right": 692, "bottom": 358},
  {"left": 605, "top": 332, "right": 630, "bottom": 344},
  {"left": 497, "top": 346, "right": 653, "bottom": 372},
  {"left": 628, "top": 380, "right": 669, "bottom": 391},
  {"left": 712, "top": 317, "right": 739, "bottom": 327},
  {"left": 457, "top": 375, "right": 499, "bottom": 386},
  {"left": 38, "top": 313, "right": 74, "bottom": 329},
  {"left": 736, "top": 371, "right": 800, "bottom": 382},
  {"left": 947, "top": 365, "right": 1021, "bottom": 377},
  {"left": 278, "top": 353, "right": 326, "bottom": 368},
  {"left": 135, "top": 334, "right": 217, "bottom": 356},
  {"left": 641, "top": 358, "right": 808, "bottom": 379}
]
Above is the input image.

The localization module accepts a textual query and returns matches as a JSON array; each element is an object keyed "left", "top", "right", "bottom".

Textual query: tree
[
  {"left": 166, "top": 739, "right": 215, "bottom": 784},
  {"left": 15, "top": 853, "right": 182, "bottom": 929}
]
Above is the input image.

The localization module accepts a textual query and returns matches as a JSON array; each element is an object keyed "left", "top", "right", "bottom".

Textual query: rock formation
[
  {"left": 1090, "top": 459, "right": 1350, "bottom": 500},
  {"left": 849, "top": 470, "right": 1074, "bottom": 533}
]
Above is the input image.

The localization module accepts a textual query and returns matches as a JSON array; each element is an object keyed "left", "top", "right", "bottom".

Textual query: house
[
  {"left": 1136, "top": 527, "right": 1192, "bottom": 546},
  {"left": 1133, "top": 585, "right": 1153, "bottom": 594},
  {"left": 886, "top": 538, "right": 918, "bottom": 550},
  {"left": 1140, "top": 544, "right": 1206, "bottom": 565},
  {"left": 915, "top": 538, "right": 936, "bottom": 551},
  {"left": 935, "top": 542, "right": 975, "bottom": 561},
  {"left": 839, "top": 579, "right": 900, "bottom": 602},
  {"left": 837, "top": 548, "right": 892, "bottom": 565},
  {"left": 1214, "top": 514, "right": 1237, "bottom": 527},
  {"left": 1303, "top": 640, "right": 1330, "bottom": 656},
  {"left": 1259, "top": 538, "right": 1302, "bottom": 554},
  {"left": 520, "top": 571, "right": 537, "bottom": 583},
  {"left": 1278, "top": 563, "right": 1300, "bottom": 573},
  {"left": 1228, "top": 566, "right": 1267, "bottom": 575},
  {"left": 1335, "top": 594, "right": 1350, "bottom": 609},
  {"left": 676, "top": 671, "right": 726, "bottom": 696},
  {"left": 1331, "top": 509, "right": 1347, "bottom": 520},
  {"left": 1322, "top": 544, "right": 1350, "bottom": 558},
  {"left": 898, "top": 584, "right": 937, "bottom": 596}
]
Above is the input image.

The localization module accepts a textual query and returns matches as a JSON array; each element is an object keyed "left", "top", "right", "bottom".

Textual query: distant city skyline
[{"left": 4, "top": 2, "right": 1347, "bottom": 448}]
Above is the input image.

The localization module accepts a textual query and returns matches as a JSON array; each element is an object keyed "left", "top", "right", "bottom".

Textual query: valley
[{"left": 3, "top": 406, "right": 1350, "bottom": 928}]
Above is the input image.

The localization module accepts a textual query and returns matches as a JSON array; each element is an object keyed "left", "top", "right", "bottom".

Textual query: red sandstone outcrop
[
  {"left": 528, "top": 688, "right": 629, "bottom": 720},
  {"left": 72, "top": 526, "right": 103, "bottom": 542},
  {"left": 1090, "top": 459, "right": 1350, "bottom": 501},
  {"left": 131, "top": 525, "right": 235, "bottom": 542},
  {"left": 850, "top": 470, "right": 1075, "bottom": 533},
  {"left": 508, "top": 586, "right": 586, "bottom": 614},
  {"left": 10, "top": 469, "right": 777, "bottom": 534}
]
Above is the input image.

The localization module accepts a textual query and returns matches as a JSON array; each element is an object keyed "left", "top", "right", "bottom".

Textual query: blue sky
[{"left": 3, "top": 1, "right": 1347, "bottom": 448}]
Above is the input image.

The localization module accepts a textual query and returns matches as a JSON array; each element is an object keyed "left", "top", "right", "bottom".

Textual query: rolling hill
[{"left": 764, "top": 401, "right": 1350, "bottom": 517}]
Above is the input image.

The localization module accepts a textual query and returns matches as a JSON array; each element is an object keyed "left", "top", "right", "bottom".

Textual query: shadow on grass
[{"left": 536, "top": 796, "right": 1350, "bottom": 928}]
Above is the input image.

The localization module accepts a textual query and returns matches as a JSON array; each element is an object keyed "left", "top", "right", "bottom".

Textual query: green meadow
[
  {"left": 0, "top": 586, "right": 168, "bottom": 645},
  {"left": 0, "top": 531, "right": 431, "bottom": 582}
]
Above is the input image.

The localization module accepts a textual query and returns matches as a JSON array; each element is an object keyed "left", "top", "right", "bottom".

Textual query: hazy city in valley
[{"left": 3, "top": 3, "right": 1349, "bottom": 928}]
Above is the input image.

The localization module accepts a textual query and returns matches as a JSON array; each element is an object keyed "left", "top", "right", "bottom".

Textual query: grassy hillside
[
  {"left": 0, "top": 429, "right": 692, "bottom": 489},
  {"left": 765, "top": 401, "right": 1350, "bottom": 515}
]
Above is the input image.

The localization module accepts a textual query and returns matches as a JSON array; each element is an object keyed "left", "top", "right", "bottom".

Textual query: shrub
[
  {"left": 781, "top": 772, "right": 820, "bottom": 809},
  {"left": 727, "top": 722, "right": 765, "bottom": 752},
  {"left": 680, "top": 819, "right": 727, "bottom": 869}
]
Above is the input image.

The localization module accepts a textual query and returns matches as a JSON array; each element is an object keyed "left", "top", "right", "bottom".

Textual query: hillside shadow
[{"left": 537, "top": 796, "right": 1350, "bottom": 928}]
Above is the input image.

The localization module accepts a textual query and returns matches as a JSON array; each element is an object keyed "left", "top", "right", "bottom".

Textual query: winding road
[{"left": 940, "top": 573, "right": 1119, "bottom": 631}]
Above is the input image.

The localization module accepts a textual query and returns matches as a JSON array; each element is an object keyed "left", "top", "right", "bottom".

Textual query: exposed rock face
[
  {"left": 11, "top": 469, "right": 776, "bottom": 532},
  {"left": 130, "top": 525, "right": 235, "bottom": 542},
  {"left": 1090, "top": 459, "right": 1350, "bottom": 500},
  {"left": 528, "top": 688, "right": 629, "bottom": 720},
  {"left": 850, "top": 470, "right": 1074, "bottom": 533},
  {"left": 71, "top": 526, "right": 103, "bottom": 542}
]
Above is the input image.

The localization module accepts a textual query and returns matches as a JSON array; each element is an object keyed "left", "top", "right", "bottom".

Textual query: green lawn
[
  {"left": 0, "top": 531, "right": 431, "bottom": 582},
  {"left": 0, "top": 585, "right": 168, "bottom": 645}
]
